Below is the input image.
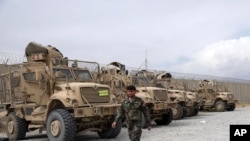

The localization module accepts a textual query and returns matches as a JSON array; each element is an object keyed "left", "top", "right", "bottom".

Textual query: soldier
[{"left": 112, "top": 85, "right": 151, "bottom": 141}]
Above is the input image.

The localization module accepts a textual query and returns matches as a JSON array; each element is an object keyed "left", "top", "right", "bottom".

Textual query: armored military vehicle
[
  {"left": 98, "top": 61, "right": 132, "bottom": 103},
  {"left": 130, "top": 69, "right": 175, "bottom": 126},
  {"left": 155, "top": 72, "right": 199, "bottom": 120},
  {"left": 99, "top": 63, "right": 174, "bottom": 126},
  {"left": 197, "top": 80, "right": 237, "bottom": 112},
  {"left": 184, "top": 89, "right": 200, "bottom": 116},
  {"left": 0, "top": 42, "right": 121, "bottom": 141}
]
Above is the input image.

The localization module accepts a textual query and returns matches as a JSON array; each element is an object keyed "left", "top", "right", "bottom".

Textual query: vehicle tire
[
  {"left": 6, "top": 112, "right": 27, "bottom": 140},
  {"left": 193, "top": 106, "right": 199, "bottom": 116},
  {"left": 172, "top": 104, "right": 184, "bottom": 120},
  {"left": 215, "top": 100, "right": 226, "bottom": 112},
  {"left": 98, "top": 117, "right": 122, "bottom": 138},
  {"left": 199, "top": 106, "right": 204, "bottom": 111},
  {"left": 0, "top": 138, "right": 9, "bottom": 141},
  {"left": 227, "top": 103, "right": 236, "bottom": 111},
  {"left": 155, "top": 109, "right": 173, "bottom": 125},
  {"left": 46, "top": 109, "right": 75, "bottom": 141},
  {"left": 186, "top": 107, "right": 195, "bottom": 117},
  {"left": 182, "top": 108, "right": 187, "bottom": 118}
]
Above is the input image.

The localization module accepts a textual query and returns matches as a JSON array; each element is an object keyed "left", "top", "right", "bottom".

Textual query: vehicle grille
[
  {"left": 80, "top": 87, "right": 110, "bottom": 103},
  {"left": 153, "top": 90, "right": 168, "bottom": 101}
]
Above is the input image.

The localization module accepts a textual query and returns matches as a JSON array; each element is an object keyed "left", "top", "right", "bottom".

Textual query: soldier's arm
[
  {"left": 141, "top": 101, "right": 151, "bottom": 126},
  {"left": 114, "top": 104, "right": 125, "bottom": 122}
]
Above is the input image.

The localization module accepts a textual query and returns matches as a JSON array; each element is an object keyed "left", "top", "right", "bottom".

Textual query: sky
[{"left": 1, "top": 0, "right": 250, "bottom": 80}]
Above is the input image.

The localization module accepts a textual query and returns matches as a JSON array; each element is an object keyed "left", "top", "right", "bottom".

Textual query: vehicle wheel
[
  {"left": 46, "top": 109, "right": 75, "bottom": 141},
  {"left": 199, "top": 106, "right": 204, "bottom": 111},
  {"left": 155, "top": 109, "right": 173, "bottom": 125},
  {"left": 182, "top": 109, "right": 187, "bottom": 118},
  {"left": 215, "top": 100, "right": 226, "bottom": 112},
  {"left": 227, "top": 103, "right": 236, "bottom": 111},
  {"left": 6, "top": 112, "right": 27, "bottom": 140},
  {"left": 172, "top": 104, "right": 183, "bottom": 120},
  {"left": 186, "top": 107, "right": 195, "bottom": 117},
  {"left": 193, "top": 106, "right": 199, "bottom": 116},
  {"left": 98, "top": 116, "right": 122, "bottom": 138}
]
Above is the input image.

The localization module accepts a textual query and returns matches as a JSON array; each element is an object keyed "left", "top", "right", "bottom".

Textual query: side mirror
[{"left": 101, "top": 67, "right": 106, "bottom": 74}]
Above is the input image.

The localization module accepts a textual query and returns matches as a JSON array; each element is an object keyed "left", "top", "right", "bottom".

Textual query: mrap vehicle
[{"left": 0, "top": 42, "right": 121, "bottom": 141}]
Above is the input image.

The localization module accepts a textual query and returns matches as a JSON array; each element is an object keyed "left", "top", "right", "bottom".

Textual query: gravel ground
[{"left": 1, "top": 106, "right": 250, "bottom": 141}]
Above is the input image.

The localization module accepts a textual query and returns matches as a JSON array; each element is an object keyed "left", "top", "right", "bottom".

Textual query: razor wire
[
  {"left": 0, "top": 52, "right": 27, "bottom": 64},
  {"left": 1, "top": 52, "right": 250, "bottom": 83}
]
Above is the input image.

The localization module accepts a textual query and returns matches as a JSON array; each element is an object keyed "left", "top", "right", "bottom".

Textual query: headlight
[{"left": 228, "top": 94, "right": 233, "bottom": 99}]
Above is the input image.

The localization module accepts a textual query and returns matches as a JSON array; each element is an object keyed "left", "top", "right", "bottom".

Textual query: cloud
[
  {"left": 170, "top": 36, "right": 250, "bottom": 80},
  {"left": 1, "top": 0, "right": 250, "bottom": 80}
]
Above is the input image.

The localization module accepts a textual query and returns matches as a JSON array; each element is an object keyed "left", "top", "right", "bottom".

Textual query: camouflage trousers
[{"left": 127, "top": 121, "right": 142, "bottom": 141}]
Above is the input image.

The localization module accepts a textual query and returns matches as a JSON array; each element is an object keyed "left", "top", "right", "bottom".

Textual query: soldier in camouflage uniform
[{"left": 112, "top": 85, "right": 151, "bottom": 141}]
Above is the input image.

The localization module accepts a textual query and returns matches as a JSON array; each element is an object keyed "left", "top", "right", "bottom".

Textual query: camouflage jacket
[{"left": 114, "top": 96, "right": 151, "bottom": 126}]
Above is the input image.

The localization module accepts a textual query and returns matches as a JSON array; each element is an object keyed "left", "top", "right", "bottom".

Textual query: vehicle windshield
[
  {"left": 73, "top": 69, "right": 93, "bottom": 81},
  {"left": 133, "top": 77, "right": 151, "bottom": 85},
  {"left": 53, "top": 68, "right": 73, "bottom": 79},
  {"left": 216, "top": 85, "right": 228, "bottom": 92}
]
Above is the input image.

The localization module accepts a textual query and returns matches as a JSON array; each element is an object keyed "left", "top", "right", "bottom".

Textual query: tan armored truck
[
  {"left": 168, "top": 84, "right": 200, "bottom": 117},
  {"left": 130, "top": 69, "right": 175, "bottom": 126},
  {"left": 0, "top": 42, "right": 121, "bottom": 141},
  {"left": 155, "top": 72, "right": 199, "bottom": 120},
  {"left": 197, "top": 80, "right": 237, "bottom": 112},
  {"left": 98, "top": 63, "right": 174, "bottom": 126},
  {"left": 184, "top": 89, "right": 200, "bottom": 116},
  {"left": 97, "top": 61, "right": 132, "bottom": 103}
]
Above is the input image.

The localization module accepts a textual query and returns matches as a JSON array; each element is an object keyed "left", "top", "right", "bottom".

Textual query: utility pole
[
  {"left": 145, "top": 50, "right": 148, "bottom": 71},
  {"left": 137, "top": 49, "right": 150, "bottom": 71}
]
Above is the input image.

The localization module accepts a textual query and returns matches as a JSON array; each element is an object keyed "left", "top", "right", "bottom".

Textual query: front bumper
[
  {"left": 73, "top": 104, "right": 121, "bottom": 118},
  {"left": 227, "top": 99, "right": 238, "bottom": 104}
]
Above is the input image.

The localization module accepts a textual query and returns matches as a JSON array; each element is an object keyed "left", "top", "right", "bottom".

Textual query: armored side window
[
  {"left": 23, "top": 72, "right": 36, "bottom": 81},
  {"left": 197, "top": 89, "right": 204, "bottom": 93},
  {"left": 207, "top": 89, "right": 214, "bottom": 93},
  {"left": 110, "top": 69, "right": 116, "bottom": 75}
]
